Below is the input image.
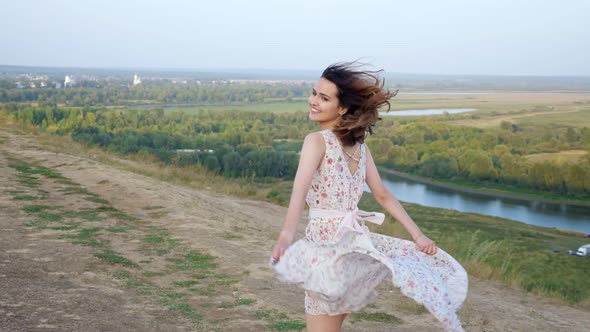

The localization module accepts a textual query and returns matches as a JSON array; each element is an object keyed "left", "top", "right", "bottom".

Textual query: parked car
[
  {"left": 567, "top": 250, "right": 577, "bottom": 255},
  {"left": 576, "top": 244, "right": 590, "bottom": 257}
]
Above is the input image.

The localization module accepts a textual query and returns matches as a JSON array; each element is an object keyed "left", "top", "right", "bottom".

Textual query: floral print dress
[{"left": 271, "top": 129, "right": 468, "bottom": 332}]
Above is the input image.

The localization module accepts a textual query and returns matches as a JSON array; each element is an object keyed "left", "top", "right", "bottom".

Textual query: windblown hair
[{"left": 321, "top": 62, "right": 397, "bottom": 146}]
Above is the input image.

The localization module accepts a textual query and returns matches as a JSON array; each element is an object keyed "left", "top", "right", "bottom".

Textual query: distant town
[
  {"left": 6, "top": 71, "right": 312, "bottom": 90},
  {"left": 2, "top": 65, "right": 590, "bottom": 92}
]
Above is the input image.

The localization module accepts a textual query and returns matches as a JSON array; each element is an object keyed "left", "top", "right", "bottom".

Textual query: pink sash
[{"left": 309, "top": 208, "right": 385, "bottom": 241}]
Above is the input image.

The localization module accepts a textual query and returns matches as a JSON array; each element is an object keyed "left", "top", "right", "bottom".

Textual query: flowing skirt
[{"left": 271, "top": 225, "right": 468, "bottom": 332}]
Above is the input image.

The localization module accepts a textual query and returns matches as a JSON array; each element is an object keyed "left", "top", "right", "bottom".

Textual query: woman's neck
[
  {"left": 319, "top": 119, "right": 338, "bottom": 131},
  {"left": 320, "top": 122, "right": 336, "bottom": 130}
]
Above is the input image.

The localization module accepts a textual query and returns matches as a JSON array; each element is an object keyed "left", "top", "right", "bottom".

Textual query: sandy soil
[{"left": 1, "top": 129, "right": 589, "bottom": 332}]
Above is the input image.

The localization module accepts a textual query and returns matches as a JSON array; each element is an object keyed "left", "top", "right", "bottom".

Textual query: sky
[{"left": 1, "top": 0, "right": 589, "bottom": 76}]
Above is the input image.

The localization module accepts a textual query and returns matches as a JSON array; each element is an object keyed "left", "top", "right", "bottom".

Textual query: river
[{"left": 375, "top": 173, "right": 590, "bottom": 233}]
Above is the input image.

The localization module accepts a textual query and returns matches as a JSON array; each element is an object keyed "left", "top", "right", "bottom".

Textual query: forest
[
  {"left": 4, "top": 95, "right": 590, "bottom": 199},
  {"left": 0, "top": 80, "right": 309, "bottom": 106}
]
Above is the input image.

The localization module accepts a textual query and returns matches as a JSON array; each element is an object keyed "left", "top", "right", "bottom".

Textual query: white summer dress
[{"left": 271, "top": 129, "right": 468, "bottom": 332}]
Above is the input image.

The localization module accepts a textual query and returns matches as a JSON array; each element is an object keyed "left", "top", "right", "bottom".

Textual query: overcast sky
[{"left": 1, "top": 0, "right": 589, "bottom": 76}]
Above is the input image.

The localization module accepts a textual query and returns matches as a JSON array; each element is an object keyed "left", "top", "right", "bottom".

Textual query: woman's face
[{"left": 308, "top": 78, "right": 347, "bottom": 129}]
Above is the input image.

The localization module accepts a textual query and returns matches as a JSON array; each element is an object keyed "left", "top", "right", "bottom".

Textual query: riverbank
[{"left": 380, "top": 168, "right": 590, "bottom": 209}]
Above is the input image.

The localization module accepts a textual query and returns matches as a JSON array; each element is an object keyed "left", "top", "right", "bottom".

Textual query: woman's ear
[{"left": 339, "top": 107, "right": 348, "bottom": 116}]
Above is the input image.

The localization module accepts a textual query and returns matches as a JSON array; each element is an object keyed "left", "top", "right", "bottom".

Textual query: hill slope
[{"left": 1, "top": 129, "right": 589, "bottom": 331}]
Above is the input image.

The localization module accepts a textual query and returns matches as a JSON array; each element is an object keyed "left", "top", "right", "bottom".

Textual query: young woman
[{"left": 270, "top": 63, "right": 467, "bottom": 332}]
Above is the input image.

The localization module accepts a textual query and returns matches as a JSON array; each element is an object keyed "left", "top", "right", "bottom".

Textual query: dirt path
[{"left": 1, "top": 129, "right": 589, "bottom": 332}]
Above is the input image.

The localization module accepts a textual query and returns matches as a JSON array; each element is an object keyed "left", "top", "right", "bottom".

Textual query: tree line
[
  {"left": 10, "top": 104, "right": 306, "bottom": 179},
  {"left": 5, "top": 104, "right": 590, "bottom": 198},
  {"left": 0, "top": 82, "right": 309, "bottom": 106},
  {"left": 367, "top": 121, "right": 590, "bottom": 197}
]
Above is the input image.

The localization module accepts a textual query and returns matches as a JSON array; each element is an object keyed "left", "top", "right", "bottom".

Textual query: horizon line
[{"left": 1, "top": 63, "right": 590, "bottom": 79}]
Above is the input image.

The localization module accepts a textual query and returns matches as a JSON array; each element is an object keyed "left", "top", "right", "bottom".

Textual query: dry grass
[
  {"left": 516, "top": 108, "right": 590, "bottom": 128},
  {"left": 525, "top": 150, "right": 588, "bottom": 164},
  {"left": 439, "top": 92, "right": 590, "bottom": 128}
]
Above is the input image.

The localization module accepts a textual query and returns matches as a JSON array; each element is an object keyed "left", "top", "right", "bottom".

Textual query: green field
[
  {"left": 165, "top": 93, "right": 590, "bottom": 128},
  {"left": 516, "top": 109, "right": 590, "bottom": 128}
]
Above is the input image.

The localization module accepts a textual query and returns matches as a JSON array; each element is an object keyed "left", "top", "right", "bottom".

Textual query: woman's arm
[
  {"left": 365, "top": 146, "right": 437, "bottom": 255},
  {"left": 271, "top": 132, "right": 325, "bottom": 262}
]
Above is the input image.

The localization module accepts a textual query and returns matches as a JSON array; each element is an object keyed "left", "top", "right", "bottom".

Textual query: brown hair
[{"left": 321, "top": 62, "right": 396, "bottom": 146}]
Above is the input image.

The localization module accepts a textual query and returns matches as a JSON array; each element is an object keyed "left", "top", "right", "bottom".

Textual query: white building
[
  {"left": 133, "top": 74, "right": 142, "bottom": 86},
  {"left": 64, "top": 75, "right": 74, "bottom": 88}
]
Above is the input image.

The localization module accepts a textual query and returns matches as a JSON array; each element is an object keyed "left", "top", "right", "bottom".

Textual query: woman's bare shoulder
[{"left": 303, "top": 131, "right": 325, "bottom": 146}]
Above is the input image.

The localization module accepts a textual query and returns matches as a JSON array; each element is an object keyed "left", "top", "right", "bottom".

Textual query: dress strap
[{"left": 320, "top": 129, "right": 337, "bottom": 156}]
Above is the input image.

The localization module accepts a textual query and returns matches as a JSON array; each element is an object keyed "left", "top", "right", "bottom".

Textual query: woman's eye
[
  {"left": 311, "top": 90, "right": 316, "bottom": 96},
  {"left": 321, "top": 96, "right": 328, "bottom": 101}
]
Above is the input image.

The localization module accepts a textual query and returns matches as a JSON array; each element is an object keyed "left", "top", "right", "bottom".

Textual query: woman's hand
[
  {"left": 414, "top": 233, "right": 437, "bottom": 255},
  {"left": 270, "top": 231, "right": 293, "bottom": 265}
]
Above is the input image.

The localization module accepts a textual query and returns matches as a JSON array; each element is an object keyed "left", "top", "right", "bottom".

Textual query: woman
[{"left": 270, "top": 62, "right": 467, "bottom": 332}]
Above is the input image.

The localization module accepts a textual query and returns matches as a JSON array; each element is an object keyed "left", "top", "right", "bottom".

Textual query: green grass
[
  {"left": 85, "top": 196, "right": 109, "bottom": 204},
  {"left": 55, "top": 178, "right": 78, "bottom": 186},
  {"left": 37, "top": 212, "right": 63, "bottom": 222},
  {"left": 24, "top": 220, "right": 48, "bottom": 229},
  {"left": 14, "top": 163, "right": 63, "bottom": 178},
  {"left": 106, "top": 226, "right": 132, "bottom": 233},
  {"left": 189, "top": 287, "right": 216, "bottom": 296},
  {"left": 253, "top": 310, "right": 304, "bottom": 332},
  {"left": 143, "top": 234, "right": 166, "bottom": 244},
  {"left": 108, "top": 211, "right": 136, "bottom": 221},
  {"left": 67, "top": 227, "right": 104, "bottom": 247},
  {"left": 114, "top": 270, "right": 204, "bottom": 322},
  {"left": 218, "top": 298, "right": 256, "bottom": 308},
  {"left": 13, "top": 195, "right": 39, "bottom": 201},
  {"left": 173, "top": 280, "right": 201, "bottom": 288},
  {"left": 16, "top": 174, "right": 39, "bottom": 187},
  {"left": 207, "top": 279, "right": 239, "bottom": 287},
  {"left": 162, "top": 291, "right": 185, "bottom": 299},
  {"left": 142, "top": 271, "right": 165, "bottom": 277},
  {"left": 157, "top": 300, "right": 202, "bottom": 321},
  {"left": 236, "top": 298, "right": 256, "bottom": 306},
  {"left": 7, "top": 190, "right": 25, "bottom": 194},
  {"left": 175, "top": 250, "right": 217, "bottom": 271},
  {"left": 360, "top": 193, "right": 590, "bottom": 304},
  {"left": 267, "top": 320, "right": 306, "bottom": 332},
  {"left": 93, "top": 250, "right": 138, "bottom": 267},
  {"left": 60, "top": 210, "right": 105, "bottom": 221},
  {"left": 57, "top": 186, "right": 85, "bottom": 194},
  {"left": 141, "top": 228, "right": 181, "bottom": 255},
  {"left": 46, "top": 223, "right": 79, "bottom": 231},
  {"left": 22, "top": 204, "right": 63, "bottom": 213},
  {"left": 113, "top": 269, "right": 132, "bottom": 279},
  {"left": 95, "top": 205, "right": 117, "bottom": 212},
  {"left": 349, "top": 311, "right": 402, "bottom": 324}
]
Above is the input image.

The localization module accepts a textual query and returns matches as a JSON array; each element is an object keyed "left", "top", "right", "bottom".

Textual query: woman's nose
[{"left": 309, "top": 95, "right": 317, "bottom": 106}]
